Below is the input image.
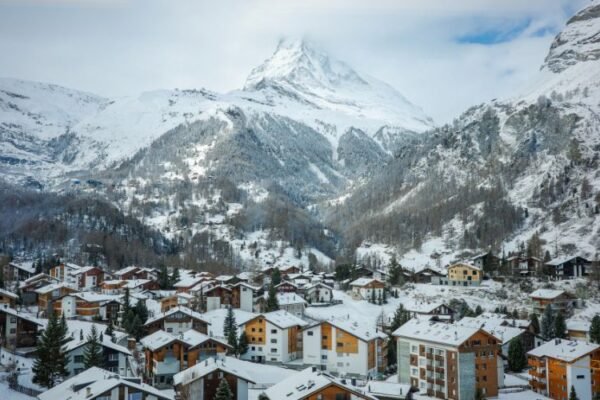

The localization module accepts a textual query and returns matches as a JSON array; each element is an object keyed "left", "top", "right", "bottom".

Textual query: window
[
  {"left": 166, "top": 328, "right": 173, "bottom": 333},
  {"left": 74, "top": 355, "right": 84, "bottom": 363},
  {"left": 9, "top": 328, "right": 15, "bottom": 334},
  {"left": 252, "top": 328, "right": 256, "bottom": 332},
  {"left": 271, "top": 329, "right": 277, "bottom": 334},
  {"left": 10, "top": 317, "right": 16, "bottom": 323},
  {"left": 321, "top": 355, "right": 327, "bottom": 360},
  {"left": 577, "top": 375, "right": 585, "bottom": 379},
  {"left": 109, "top": 353, "right": 118, "bottom": 361},
  {"left": 307, "top": 331, "right": 314, "bottom": 336},
  {"left": 251, "top": 346, "right": 255, "bottom": 351},
  {"left": 271, "top": 348, "right": 277, "bottom": 353},
  {"left": 337, "top": 342, "right": 343, "bottom": 348},
  {"left": 271, "top": 339, "right": 277, "bottom": 344}
]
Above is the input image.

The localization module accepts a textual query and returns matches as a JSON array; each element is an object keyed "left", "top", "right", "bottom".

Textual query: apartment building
[
  {"left": 528, "top": 339, "right": 600, "bottom": 400},
  {"left": 241, "top": 310, "right": 307, "bottom": 363},
  {"left": 394, "top": 319, "right": 503, "bottom": 400},
  {"left": 35, "top": 282, "right": 78, "bottom": 314},
  {"left": 59, "top": 292, "right": 121, "bottom": 321},
  {"left": 530, "top": 289, "right": 575, "bottom": 317},
  {"left": 303, "top": 318, "right": 388, "bottom": 378}
]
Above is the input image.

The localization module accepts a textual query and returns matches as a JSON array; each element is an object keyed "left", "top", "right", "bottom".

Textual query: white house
[
  {"left": 304, "top": 282, "right": 333, "bottom": 304},
  {"left": 349, "top": 278, "right": 385, "bottom": 301},
  {"left": 302, "top": 317, "right": 388, "bottom": 378}
]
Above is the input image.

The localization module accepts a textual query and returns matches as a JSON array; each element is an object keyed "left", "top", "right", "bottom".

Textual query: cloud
[{"left": 0, "top": 0, "right": 590, "bottom": 123}]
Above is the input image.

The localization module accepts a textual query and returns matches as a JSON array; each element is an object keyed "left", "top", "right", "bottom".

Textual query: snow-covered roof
[
  {"left": 113, "top": 266, "right": 139, "bottom": 276},
  {"left": 350, "top": 277, "right": 384, "bottom": 287},
  {"left": 173, "top": 357, "right": 255, "bottom": 386},
  {"left": 456, "top": 315, "right": 524, "bottom": 344},
  {"left": 9, "top": 261, "right": 36, "bottom": 274},
  {"left": 0, "top": 305, "right": 44, "bottom": 325},
  {"left": 528, "top": 339, "right": 599, "bottom": 362},
  {"left": 448, "top": 262, "right": 481, "bottom": 271},
  {"left": 67, "top": 292, "right": 120, "bottom": 303},
  {"left": 365, "top": 381, "right": 412, "bottom": 399},
  {"left": 530, "top": 289, "right": 566, "bottom": 300},
  {"left": 173, "top": 276, "right": 206, "bottom": 288},
  {"left": 393, "top": 319, "right": 501, "bottom": 347},
  {"left": 202, "top": 308, "right": 258, "bottom": 338},
  {"left": 261, "top": 310, "right": 307, "bottom": 329},
  {"left": 264, "top": 367, "right": 377, "bottom": 400},
  {"left": 140, "top": 330, "right": 178, "bottom": 351},
  {"left": 304, "top": 282, "right": 333, "bottom": 291},
  {"left": 270, "top": 292, "right": 307, "bottom": 306},
  {"left": 0, "top": 288, "right": 18, "bottom": 299},
  {"left": 38, "top": 367, "right": 172, "bottom": 400},
  {"left": 546, "top": 255, "right": 589, "bottom": 266},
  {"left": 144, "top": 306, "right": 209, "bottom": 326},
  {"left": 71, "top": 265, "right": 99, "bottom": 275},
  {"left": 215, "top": 274, "right": 235, "bottom": 282},
  {"left": 321, "top": 317, "right": 386, "bottom": 342},
  {"left": 34, "top": 281, "right": 76, "bottom": 294},
  {"left": 182, "top": 329, "right": 229, "bottom": 349},
  {"left": 567, "top": 319, "right": 591, "bottom": 332},
  {"left": 401, "top": 299, "right": 448, "bottom": 314},
  {"left": 64, "top": 326, "right": 131, "bottom": 355}
]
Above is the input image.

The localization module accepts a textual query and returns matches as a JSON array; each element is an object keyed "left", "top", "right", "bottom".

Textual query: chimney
[
  {"left": 86, "top": 387, "right": 92, "bottom": 398},
  {"left": 311, "top": 366, "right": 317, "bottom": 372},
  {"left": 127, "top": 337, "right": 136, "bottom": 350}
]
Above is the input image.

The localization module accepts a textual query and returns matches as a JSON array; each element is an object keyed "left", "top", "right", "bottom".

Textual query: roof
[
  {"left": 173, "top": 357, "right": 255, "bottom": 386},
  {"left": 350, "top": 277, "right": 384, "bottom": 287},
  {"left": 448, "top": 262, "right": 481, "bottom": 271},
  {"left": 113, "top": 266, "right": 140, "bottom": 276},
  {"left": 9, "top": 261, "right": 36, "bottom": 274},
  {"left": 144, "top": 306, "right": 210, "bottom": 326},
  {"left": 401, "top": 299, "right": 448, "bottom": 314},
  {"left": 567, "top": 319, "right": 591, "bottom": 332},
  {"left": 37, "top": 367, "right": 172, "bottom": 400},
  {"left": 528, "top": 339, "right": 600, "bottom": 363},
  {"left": 202, "top": 308, "right": 258, "bottom": 338},
  {"left": 530, "top": 289, "right": 566, "bottom": 300},
  {"left": 393, "top": 319, "right": 501, "bottom": 347},
  {"left": 67, "top": 292, "right": 120, "bottom": 303},
  {"left": 260, "top": 310, "right": 307, "bottom": 329},
  {"left": 365, "top": 381, "right": 412, "bottom": 399},
  {"left": 319, "top": 317, "right": 386, "bottom": 342},
  {"left": 140, "top": 330, "right": 178, "bottom": 351},
  {"left": 266, "top": 292, "right": 307, "bottom": 306},
  {"left": 456, "top": 315, "right": 525, "bottom": 344},
  {"left": 35, "top": 282, "right": 77, "bottom": 294},
  {"left": 0, "top": 305, "right": 45, "bottom": 325},
  {"left": 304, "top": 282, "right": 333, "bottom": 291},
  {"left": 173, "top": 276, "right": 205, "bottom": 288},
  {"left": 264, "top": 367, "right": 377, "bottom": 400},
  {"left": 64, "top": 326, "right": 131, "bottom": 355},
  {"left": 546, "top": 255, "right": 590, "bottom": 266},
  {"left": 0, "top": 288, "right": 18, "bottom": 299}
]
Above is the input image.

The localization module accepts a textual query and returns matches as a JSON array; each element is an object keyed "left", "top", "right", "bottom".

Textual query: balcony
[
  {"left": 434, "top": 354, "right": 444, "bottom": 362},
  {"left": 529, "top": 369, "right": 546, "bottom": 379},
  {"left": 529, "top": 379, "right": 546, "bottom": 391}
]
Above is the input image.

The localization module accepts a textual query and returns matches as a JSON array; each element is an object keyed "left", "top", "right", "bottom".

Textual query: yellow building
[{"left": 442, "top": 262, "right": 482, "bottom": 287}]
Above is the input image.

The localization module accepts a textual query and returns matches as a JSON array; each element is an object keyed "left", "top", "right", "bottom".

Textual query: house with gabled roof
[
  {"left": 437, "top": 262, "right": 482, "bottom": 287},
  {"left": 35, "top": 282, "right": 78, "bottom": 315},
  {"left": 530, "top": 289, "right": 575, "bottom": 317},
  {"left": 350, "top": 277, "right": 385, "bottom": 301},
  {"left": 303, "top": 317, "right": 388, "bottom": 378},
  {"left": 144, "top": 306, "right": 210, "bottom": 335},
  {"left": 241, "top": 310, "right": 307, "bottom": 363},
  {"left": 544, "top": 255, "right": 591, "bottom": 279},
  {"left": 174, "top": 357, "right": 256, "bottom": 400},
  {"left": 37, "top": 367, "right": 172, "bottom": 400},
  {"left": 141, "top": 329, "right": 230, "bottom": 387},
  {"left": 0, "top": 305, "right": 44, "bottom": 348},
  {"left": 263, "top": 367, "right": 378, "bottom": 400}
]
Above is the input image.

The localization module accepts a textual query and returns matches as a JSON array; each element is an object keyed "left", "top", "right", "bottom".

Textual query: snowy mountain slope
[
  {"left": 0, "top": 38, "right": 432, "bottom": 189},
  {"left": 330, "top": 0, "right": 600, "bottom": 265}
]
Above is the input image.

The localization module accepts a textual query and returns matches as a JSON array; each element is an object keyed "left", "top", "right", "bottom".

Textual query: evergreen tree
[
  {"left": 590, "top": 315, "right": 600, "bottom": 344},
  {"left": 123, "top": 287, "right": 131, "bottom": 314},
  {"left": 530, "top": 313, "right": 540, "bottom": 335},
  {"left": 223, "top": 306, "right": 237, "bottom": 339},
  {"left": 170, "top": 268, "right": 181, "bottom": 288},
  {"left": 569, "top": 385, "right": 579, "bottom": 400},
  {"left": 541, "top": 304, "right": 555, "bottom": 340},
  {"left": 555, "top": 312, "right": 567, "bottom": 339},
  {"left": 386, "top": 335, "right": 396, "bottom": 366},
  {"left": 271, "top": 269, "right": 282, "bottom": 286},
  {"left": 157, "top": 264, "right": 170, "bottom": 289},
  {"left": 83, "top": 325, "right": 104, "bottom": 369},
  {"left": 134, "top": 299, "right": 149, "bottom": 323},
  {"left": 390, "top": 304, "right": 411, "bottom": 332},
  {"left": 214, "top": 378, "right": 234, "bottom": 400},
  {"left": 377, "top": 292, "right": 383, "bottom": 305},
  {"left": 32, "top": 312, "right": 69, "bottom": 388},
  {"left": 382, "top": 289, "right": 388, "bottom": 304},
  {"left": 227, "top": 328, "right": 238, "bottom": 356},
  {"left": 507, "top": 339, "right": 526, "bottom": 372},
  {"left": 475, "top": 388, "right": 486, "bottom": 400},
  {"left": 105, "top": 320, "right": 115, "bottom": 342},
  {"left": 266, "top": 284, "right": 279, "bottom": 312},
  {"left": 238, "top": 331, "right": 249, "bottom": 356},
  {"left": 475, "top": 305, "right": 483, "bottom": 316}
]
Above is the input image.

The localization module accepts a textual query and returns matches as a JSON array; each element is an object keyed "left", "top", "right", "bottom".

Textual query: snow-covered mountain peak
[
  {"left": 242, "top": 37, "right": 434, "bottom": 134},
  {"left": 244, "top": 37, "right": 367, "bottom": 92},
  {"left": 543, "top": 1, "right": 600, "bottom": 74}
]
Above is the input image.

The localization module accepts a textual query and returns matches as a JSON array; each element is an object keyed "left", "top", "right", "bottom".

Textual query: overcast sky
[{"left": 0, "top": 0, "right": 589, "bottom": 123}]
